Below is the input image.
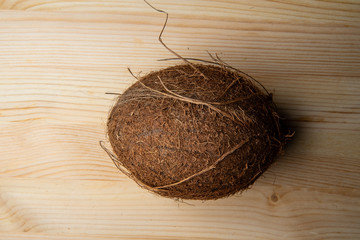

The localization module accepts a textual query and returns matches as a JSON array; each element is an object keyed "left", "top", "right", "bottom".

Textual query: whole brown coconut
[{"left": 107, "top": 63, "right": 286, "bottom": 200}]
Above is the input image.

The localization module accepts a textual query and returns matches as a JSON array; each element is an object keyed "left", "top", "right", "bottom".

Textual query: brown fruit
[{"left": 107, "top": 63, "right": 286, "bottom": 200}]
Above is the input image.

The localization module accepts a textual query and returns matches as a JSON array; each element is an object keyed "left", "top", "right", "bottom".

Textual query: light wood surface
[{"left": 1, "top": 0, "right": 360, "bottom": 239}]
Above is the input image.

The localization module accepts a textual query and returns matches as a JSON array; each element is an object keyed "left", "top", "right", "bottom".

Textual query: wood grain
[
  {"left": 1, "top": 0, "right": 360, "bottom": 239},
  {"left": 1, "top": 177, "right": 359, "bottom": 240}
]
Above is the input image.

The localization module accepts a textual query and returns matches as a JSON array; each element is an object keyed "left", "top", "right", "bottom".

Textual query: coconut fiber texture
[{"left": 107, "top": 63, "right": 286, "bottom": 200}]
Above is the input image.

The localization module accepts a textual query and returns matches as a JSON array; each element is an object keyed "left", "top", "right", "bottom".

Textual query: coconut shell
[{"left": 107, "top": 63, "right": 286, "bottom": 200}]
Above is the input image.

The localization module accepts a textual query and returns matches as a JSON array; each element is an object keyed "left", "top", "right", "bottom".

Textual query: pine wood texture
[{"left": 1, "top": 0, "right": 360, "bottom": 239}]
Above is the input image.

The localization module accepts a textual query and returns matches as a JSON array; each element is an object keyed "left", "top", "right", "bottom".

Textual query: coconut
[{"left": 106, "top": 63, "right": 286, "bottom": 200}]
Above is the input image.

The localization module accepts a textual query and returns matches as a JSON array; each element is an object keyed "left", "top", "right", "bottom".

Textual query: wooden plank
[
  {"left": 1, "top": 0, "right": 360, "bottom": 239},
  {"left": 0, "top": 177, "right": 359, "bottom": 239}
]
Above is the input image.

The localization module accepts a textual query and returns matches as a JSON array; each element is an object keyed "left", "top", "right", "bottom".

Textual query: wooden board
[{"left": 1, "top": 0, "right": 360, "bottom": 239}]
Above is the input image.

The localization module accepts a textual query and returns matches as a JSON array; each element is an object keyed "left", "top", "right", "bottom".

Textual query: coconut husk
[{"left": 106, "top": 63, "right": 287, "bottom": 200}]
